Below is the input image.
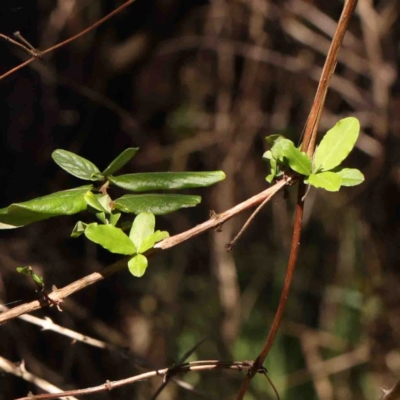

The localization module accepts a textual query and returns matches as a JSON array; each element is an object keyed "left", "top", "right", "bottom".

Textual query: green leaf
[
  {"left": 306, "top": 172, "right": 341, "bottom": 192},
  {"left": 314, "top": 117, "right": 360, "bottom": 172},
  {"left": 0, "top": 185, "right": 92, "bottom": 228},
  {"left": 139, "top": 230, "right": 169, "bottom": 253},
  {"left": 109, "top": 171, "right": 226, "bottom": 192},
  {"left": 265, "top": 134, "right": 284, "bottom": 147},
  {"left": 262, "top": 150, "right": 273, "bottom": 160},
  {"left": 109, "top": 212, "right": 121, "bottom": 227},
  {"left": 128, "top": 254, "right": 148, "bottom": 277},
  {"left": 96, "top": 212, "right": 107, "bottom": 224},
  {"left": 271, "top": 139, "right": 312, "bottom": 175},
  {"left": 102, "top": 148, "right": 139, "bottom": 176},
  {"left": 71, "top": 221, "right": 88, "bottom": 238},
  {"left": 32, "top": 273, "right": 44, "bottom": 286},
  {"left": 98, "top": 195, "right": 112, "bottom": 213},
  {"left": 266, "top": 157, "right": 277, "bottom": 183},
  {"left": 84, "top": 223, "right": 136, "bottom": 255},
  {"left": 129, "top": 213, "right": 155, "bottom": 251},
  {"left": 52, "top": 149, "right": 103, "bottom": 181},
  {"left": 334, "top": 168, "right": 365, "bottom": 187},
  {"left": 16, "top": 266, "right": 44, "bottom": 287},
  {"left": 114, "top": 194, "right": 201, "bottom": 215},
  {"left": 16, "top": 266, "right": 31, "bottom": 275},
  {"left": 84, "top": 191, "right": 107, "bottom": 213}
]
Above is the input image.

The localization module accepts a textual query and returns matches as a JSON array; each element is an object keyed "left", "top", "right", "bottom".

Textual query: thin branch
[
  {"left": 226, "top": 189, "right": 280, "bottom": 251},
  {"left": 235, "top": 1, "right": 359, "bottom": 398},
  {"left": 15, "top": 360, "right": 266, "bottom": 400},
  {"left": 151, "top": 337, "right": 208, "bottom": 399},
  {"left": 0, "top": 179, "right": 287, "bottom": 324},
  {"left": 300, "top": 0, "right": 359, "bottom": 156},
  {"left": 0, "top": 0, "right": 135, "bottom": 81},
  {"left": 0, "top": 33, "right": 35, "bottom": 55},
  {"left": 382, "top": 381, "right": 400, "bottom": 400},
  {"left": 0, "top": 304, "right": 109, "bottom": 350},
  {"left": 0, "top": 356, "right": 78, "bottom": 400}
]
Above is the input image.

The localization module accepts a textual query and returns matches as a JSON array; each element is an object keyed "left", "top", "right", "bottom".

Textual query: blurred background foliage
[{"left": 1, "top": 0, "right": 400, "bottom": 399}]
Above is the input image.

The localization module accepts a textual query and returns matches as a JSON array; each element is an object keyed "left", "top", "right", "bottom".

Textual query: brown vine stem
[
  {"left": 0, "top": 179, "right": 287, "bottom": 324},
  {"left": 235, "top": 1, "right": 359, "bottom": 399},
  {"left": 15, "top": 360, "right": 266, "bottom": 400},
  {"left": 0, "top": 0, "right": 135, "bottom": 81}
]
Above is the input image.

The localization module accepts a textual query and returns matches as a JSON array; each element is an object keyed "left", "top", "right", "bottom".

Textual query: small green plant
[
  {"left": 1, "top": 148, "right": 225, "bottom": 277},
  {"left": 16, "top": 266, "right": 44, "bottom": 290},
  {"left": 263, "top": 117, "right": 364, "bottom": 191}
]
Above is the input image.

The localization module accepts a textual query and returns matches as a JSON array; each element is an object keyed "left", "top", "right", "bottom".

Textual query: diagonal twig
[
  {"left": 15, "top": 360, "right": 266, "bottom": 400},
  {"left": 0, "top": 0, "right": 135, "bottom": 81},
  {"left": 0, "top": 179, "right": 287, "bottom": 324}
]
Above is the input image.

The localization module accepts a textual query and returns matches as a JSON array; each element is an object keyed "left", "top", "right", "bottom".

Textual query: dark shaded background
[{"left": 1, "top": 1, "right": 400, "bottom": 399}]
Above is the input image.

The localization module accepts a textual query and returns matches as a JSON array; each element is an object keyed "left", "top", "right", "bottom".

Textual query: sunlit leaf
[
  {"left": 128, "top": 254, "right": 148, "bottom": 277},
  {"left": 335, "top": 168, "right": 365, "bottom": 187},
  {"left": 0, "top": 186, "right": 92, "bottom": 228},
  {"left": 114, "top": 194, "right": 201, "bottom": 215},
  {"left": 71, "top": 221, "right": 88, "bottom": 238},
  {"left": 314, "top": 117, "right": 360, "bottom": 172},
  {"left": 262, "top": 150, "right": 273, "bottom": 160},
  {"left": 109, "top": 171, "right": 225, "bottom": 192},
  {"left": 16, "top": 266, "right": 31, "bottom": 275},
  {"left": 306, "top": 172, "right": 341, "bottom": 192},
  {"left": 98, "top": 195, "right": 112, "bottom": 213},
  {"left": 271, "top": 138, "right": 312, "bottom": 175},
  {"left": 265, "top": 134, "right": 285, "bottom": 147},
  {"left": 96, "top": 212, "right": 107, "bottom": 224},
  {"left": 84, "top": 223, "right": 136, "bottom": 255},
  {"left": 139, "top": 230, "right": 169, "bottom": 253},
  {"left": 129, "top": 213, "right": 155, "bottom": 251},
  {"left": 84, "top": 191, "right": 107, "bottom": 212},
  {"left": 52, "top": 149, "right": 102, "bottom": 181},
  {"left": 102, "top": 148, "right": 139, "bottom": 177},
  {"left": 109, "top": 212, "right": 121, "bottom": 227},
  {"left": 16, "top": 266, "right": 44, "bottom": 287}
]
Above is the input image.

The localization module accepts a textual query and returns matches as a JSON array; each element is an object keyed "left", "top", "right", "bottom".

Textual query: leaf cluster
[
  {"left": 1, "top": 148, "right": 225, "bottom": 278},
  {"left": 263, "top": 117, "right": 364, "bottom": 191}
]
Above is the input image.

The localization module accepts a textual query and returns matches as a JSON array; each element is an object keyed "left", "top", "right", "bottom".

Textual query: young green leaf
[
  {"left": 0, "top": 185, "right": 92, "bottom": 228},
  {"left": 52, "top": 149, "right": 103, "bottom": 181},
  {"left": 32, "top": 273, "right": 44, "bottom": 286},
  {"left": 128, "top": 254, "right": 148, "bottom": 277},
  {"left": 98, "top": 195, "right": 112, "bottom": 213},
  {"left": 306, "top": 172, "right": 341, "bottom": 192},
  {"left": 16, "top": 266, "right": 44, "bottom": 288},
  {"left": 271, "top": 139, "right": 312, "bottom": 176},
  {"left": 71, "top": 221, "right": 88, "bottom": 238},
  {"left": 262, "top": 150, "right": 273, "bottom": 160},
  {"left": 334, "top": 168, "right": 365, "bottom": 187},
  {"left": 96, "top": 212, "right": 107, "bottom": 224},
  {"left": 84, "top": 191, "right": 107, "bottom": 213},
  {"left": 138, "top": 230, "right": 169, "bottom": 253},
  {"left": 265, "top": 134, "right": 284, "bottom": 147},
  {"left": 109, "top": 212, "right": 121, "bottom": 227},
  {"left": 314, "top": 117, "right": 360, "bottom": 172},
  {"left": 129, "top": 213, "right": 155, "bottom": 251},
  {"left": 265, "top": 157, "right": 278, "bottom": 183},
  {"left": 84, "top": 223, "right": 136, "bottom": 255},
  {"left": 114, "top": 194, "right": 201, "bottom": 215},
  {"left": 102, "top": 148, "right": 139, "bottom": 177},
  {"left": 109, "top": 171, "right": 225, "bottom": 192},
  {"left": 16, "top": 266, "right": 32, "bottom": 275}
]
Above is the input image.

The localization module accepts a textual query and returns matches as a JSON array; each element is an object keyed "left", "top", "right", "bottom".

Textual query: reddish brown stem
[{"left": 235, "top": 1, "right": 359, "bottom": 398}]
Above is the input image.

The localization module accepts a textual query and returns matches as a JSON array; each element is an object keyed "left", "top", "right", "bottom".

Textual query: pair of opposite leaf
[
  {"left": 85, "top": 212, "right": 168, "bottom": 277},
  {"left": 264, "top": 117, "right": 365, "bottom": 192}
]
